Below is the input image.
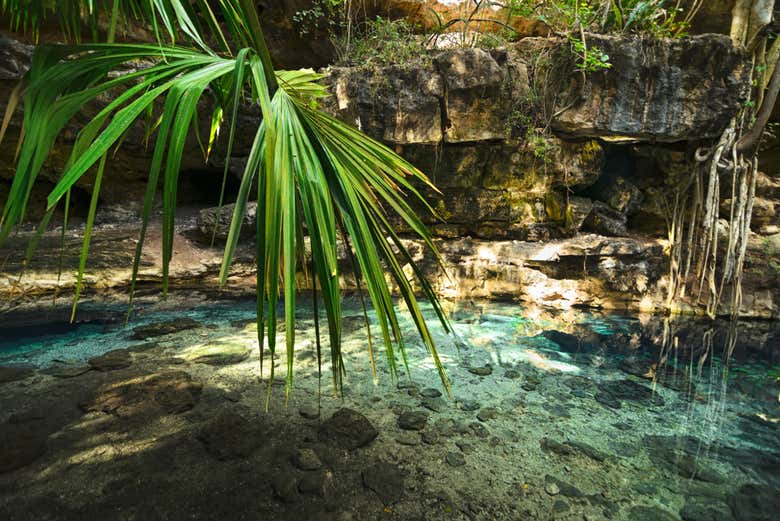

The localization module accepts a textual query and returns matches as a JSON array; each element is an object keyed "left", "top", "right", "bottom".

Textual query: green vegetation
[
  {"left": 0, "top": 0, "right": 451, "bottom": 397},
  {"left": 344, "top": 17, "right": 427, "bottom": 66}
]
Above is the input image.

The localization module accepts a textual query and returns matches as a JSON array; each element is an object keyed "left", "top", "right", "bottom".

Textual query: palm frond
[{"left": 0, "top": 0, "right": 451, "bottom": 396}]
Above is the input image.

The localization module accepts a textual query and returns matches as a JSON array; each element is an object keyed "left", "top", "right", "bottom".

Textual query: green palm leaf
[{"left": 0, "top": 0, "right": 451, "bottom": 397}]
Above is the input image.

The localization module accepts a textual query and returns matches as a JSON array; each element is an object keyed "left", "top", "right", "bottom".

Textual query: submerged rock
[
  {"left": 680, "top": 497, "right": 734, "bottom": 521},
  {"left": 81, "top": 370, "right": 202, "bottom": 417},
  {"left": 88, "top": 349, "right": 132, "bottom": 371},
  {"left": 467, "top": 365, "right": 493, "bottom": 376},
  {"left": 291, "top": 448, "right": 322, "bottom": 471},
  {"left": 0, "top": 424, "right": 47, "bottom": 473},
  {"left": 197, "top": 412, "right": 261, "bottom": 460},
  {"left": 619, "top": 357, "right": 695, "bottom": 394},
  {"left": 595, "top": 379, "right": 664, "bottom": 409},
  {"left": 728, "top": 483, "right": 780, "bottom": 521},
  {"left": 445, "top": 451, "right": 466, "bottom": 467},
  {"left": 318, "top": 408, "right": 378, "bottom": 450},
  {"left": 0, "top": 366, "right": 34, "bottom": 384},
  {"left": 132, "top": 318, "right": 200, "bottom": 339},
  {"left": 185, "top": 342, "right": 250, "bottom": 366},
  {"left": 398, "top": 411, "right": 429, "bottom": 431},
  {"left": 40, "top": 363, "right": 92, "bottom": 378},
  {"left": 628, "top": 506, "right": 679, "bottom": 521},
  {"left": 362, "top": 462, "right": 405, "bottom": 504}
]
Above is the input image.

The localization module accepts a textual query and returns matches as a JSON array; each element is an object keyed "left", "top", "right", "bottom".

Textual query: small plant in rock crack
[{"left": 568, "top": 35, "right": 612, "bottom": 72}]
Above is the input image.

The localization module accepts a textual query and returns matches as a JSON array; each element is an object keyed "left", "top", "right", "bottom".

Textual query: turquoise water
[{"left": 1, "top": 297, "right": 778, "bottom": 519}]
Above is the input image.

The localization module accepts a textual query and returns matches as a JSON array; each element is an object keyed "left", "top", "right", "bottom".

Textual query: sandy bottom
[{"left": 0, "top": 296, "right": 778, "bottom": 521}]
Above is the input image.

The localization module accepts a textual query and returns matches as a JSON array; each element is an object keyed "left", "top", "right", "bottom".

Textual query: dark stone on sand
[
  {"left": 680, "top": 497, "right": 734, "bottom": 521},
  {"left": 189, "top": 344, "right": 250, "bottom": 366},
  {"left": 0, "top": 366, "right": 34, "bottom": 384},
  {"left": 398, "top": 410, "right": 428, "bottom": 431},
  {"left": 476, "top": 407, "right": 499, "bottom": 422},
  {"left": 362, "top": 462, "right": 405, "bottom": 504},
  {"left": 291, "top": 448, "right": 322, "bottom": 471},
  {"left": 628, "top": 506, "right": 679, "bottom": 521},
  {"left": 88, "top": 349, "right": 132, "bottom": 371},
  {"left": 553, "top": 500, "right": 570, "bottom": 513},
  {"left": 460, "top": 399, "right": 481, "bottom": 411},
  {"left": 469, "top": 421, "right": 490, "bottom": 438},
  {"left": 127, "top": 342, "right": 159, "bottom": 353},
  {"left": 467, "top": 365, "right": 493, "bottom": 376},
  {"left": 504, "top": 369, "right": 522, "bottom": 379},
  {"left": 540, "top": 330, "right": 597, "bottom": 353},
  {"left": 619, "top": 357, "right": 694, "bottom": 393},
  {"left": 299, "top": 471, "right": 332, "bottom": 497},
  {"left": 272, "top": 473, "right": 300, "bottom": 503},
  {"left": 318, "top": 408, "right": 378, "bottom": 450},
  {"left": 540, "top": 438, "right": 576, "bottom": 456},
  {"left": 421, "top": 396, "right": 447, "bottom": 413},
  {"left": 445, "top": 451, "right": 466, "bottom": 467},
  {"left": 544, "top": 475, "right": 583, "bottom": 498},
  {"left": 420, "top": 388, "right": 442, "bottom": 398},
  {"left": 197, "top": 412, "right": 261, "bottom": 460},
  {"left": 0, "top": 424, "right": 47, "bottom": 473},
  {"left": 595, "top": 379, "right": 664, "bottom": 409},
  {"left": 132, "top": 318, "right": 200, "bottom": 339},
  {"left": 81, "top": 370, "right": 202, "bottom": 417}
]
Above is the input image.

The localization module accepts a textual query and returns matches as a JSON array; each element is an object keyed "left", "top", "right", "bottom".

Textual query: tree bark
[{"left": 737, "top": 53, "right": 780, "bottom": 152}]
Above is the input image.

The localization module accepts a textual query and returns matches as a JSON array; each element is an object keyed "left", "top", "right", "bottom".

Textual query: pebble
[
  {"left": 476, "top": 407, "right": 499, "bottom": 422},
  {"left": 445, "top": 452, "right": 466, "bottom": 467},
  {"left": 396, "top": 432, "right": 421, "bottom": 446},
  {"left": 420, "top": 388, "right": 442, "bottom": 398},
  {"left": 467, "top": 365, "right": 493, "bottom": 376},
  {"left": 459, "top": 400, "right": 481, "bottom": 411},
  {"left": 398, "top": 411, "right": 428, "bottom": 431},
  {"left": 545, "top": 482, "right": 560, "bottom": 496}
]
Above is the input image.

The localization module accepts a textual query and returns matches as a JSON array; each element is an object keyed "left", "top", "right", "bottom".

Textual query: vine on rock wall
[{"left": 667, "top": 0, "right": 777, "bottom": 318}]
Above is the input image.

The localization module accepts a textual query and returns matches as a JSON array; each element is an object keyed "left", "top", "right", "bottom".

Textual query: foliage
[
  {"left": 0, "top": 0, "right": 451, "bottom": 397},
  {"left": 291, "top": 0, "right": 344, "bottom": 38},
  {"left": 340, "top": 17, "right": 427, "bottom": 66},
  {"left": 568, "top": 34, "right": 612, "bottom": 72}
]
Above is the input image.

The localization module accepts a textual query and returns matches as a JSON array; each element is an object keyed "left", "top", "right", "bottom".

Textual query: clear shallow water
[{"left": 1, "top": 297, "right": 779, "bottom": 519}]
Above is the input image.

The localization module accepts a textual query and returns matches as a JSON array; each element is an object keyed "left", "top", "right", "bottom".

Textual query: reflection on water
[{"left": 1, "top": 296, "right": 778, "bottom": 518}]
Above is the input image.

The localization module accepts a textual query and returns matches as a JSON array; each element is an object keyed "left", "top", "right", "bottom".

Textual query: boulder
[
  {"left": 552, "top": 34, "right": 749, "bottom": 142},
  {"left": 318, "top": 408, "right": 378, "bottom": 450},
  {"left": 434, "top": 48, "right": 509, "bottom": 142},
  {"left": 325, "top": 63, "right": 444, "bottom": 145},
  {"left": 197, "top": 202, "right": 257, "bottom": 241},
  {"left": 583, "top": 201, "right": 628, "bottom": 236}
]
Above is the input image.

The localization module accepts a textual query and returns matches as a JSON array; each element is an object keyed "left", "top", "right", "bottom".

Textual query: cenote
[{"left": 1, "top": 296, "right": 778, "bottom": 520}]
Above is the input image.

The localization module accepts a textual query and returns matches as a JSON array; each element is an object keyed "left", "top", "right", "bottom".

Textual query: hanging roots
[{"left": 667, "top": 120, "right": 759, "bottom": 319}]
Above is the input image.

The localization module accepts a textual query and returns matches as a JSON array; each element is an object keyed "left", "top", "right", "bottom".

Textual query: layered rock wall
[{"left": 0, "top": 32, "right": 777, "bottom": 318}]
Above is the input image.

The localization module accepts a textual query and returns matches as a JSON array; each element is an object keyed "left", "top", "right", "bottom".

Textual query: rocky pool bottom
[{"left": 0, "top": 295, "right": 778, "bottom": 521}]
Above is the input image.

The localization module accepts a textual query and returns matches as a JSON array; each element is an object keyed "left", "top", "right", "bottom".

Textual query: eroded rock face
[
  {"left": 435, "top": 48, "right": 508, "bottom": 142},
  {"left": 552, "top": 34, "right": 749, "bottom": 142},
  {"left": 326, "top": 63, "right": 444, "bottom": 145}
]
